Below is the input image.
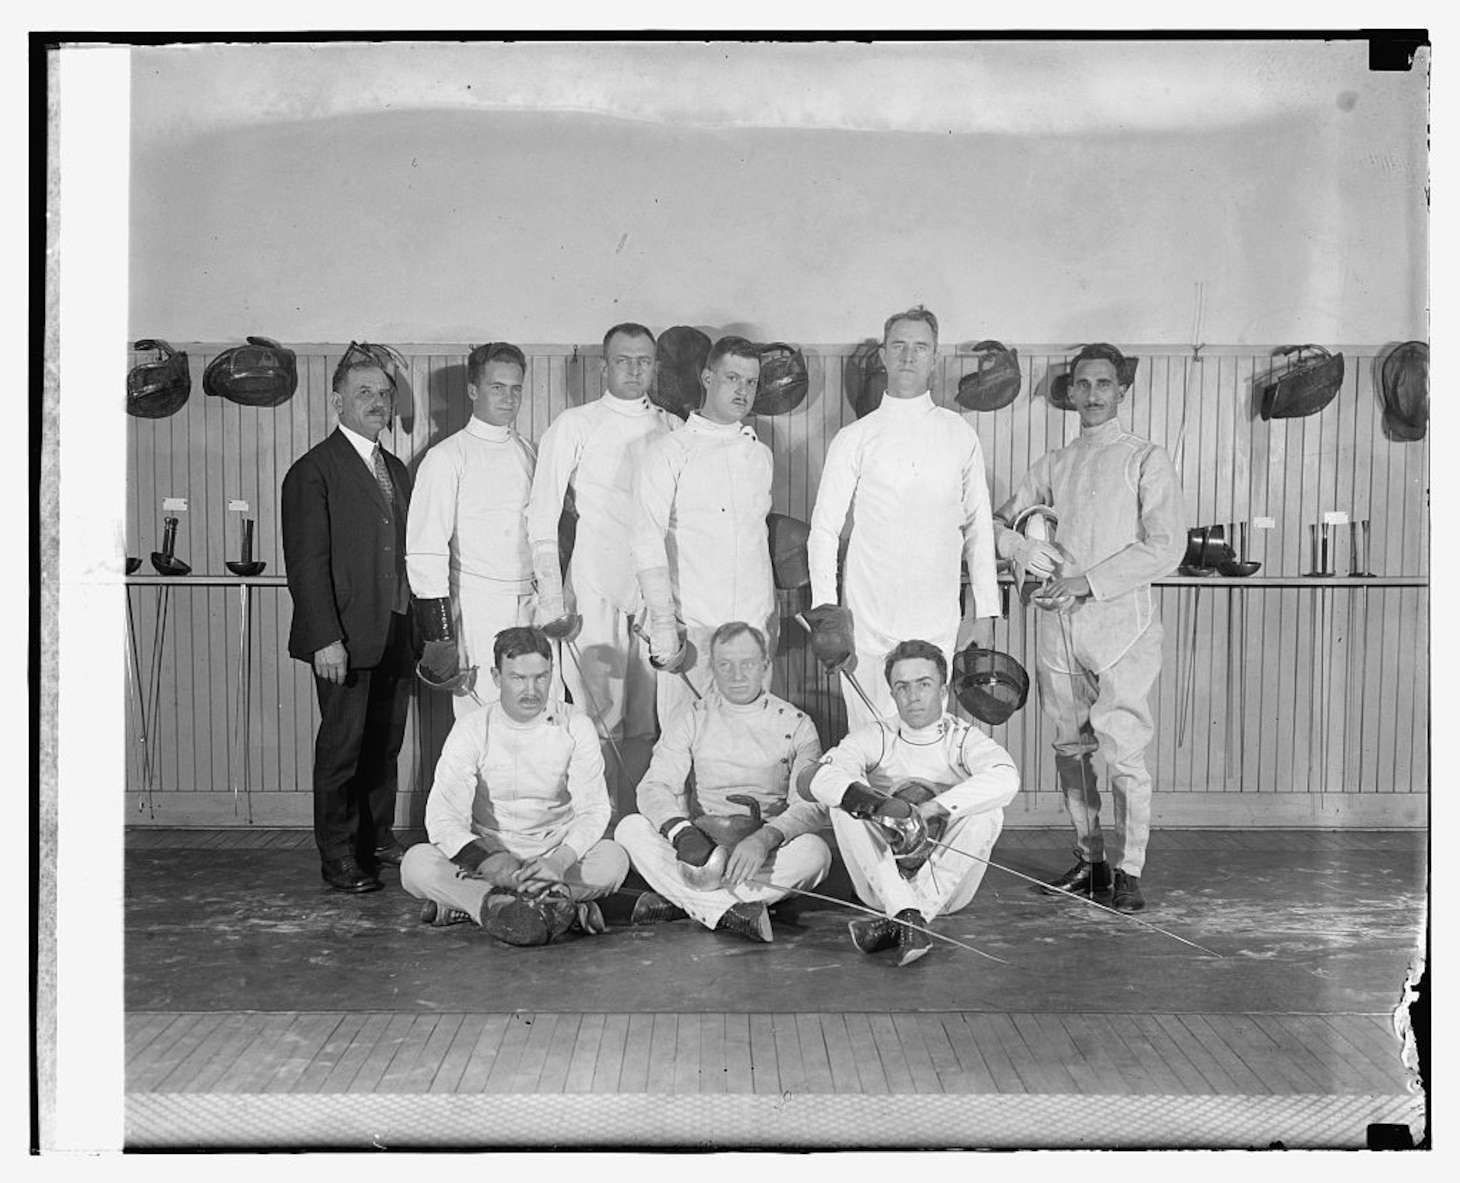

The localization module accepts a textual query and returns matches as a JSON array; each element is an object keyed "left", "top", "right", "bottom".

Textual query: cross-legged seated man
[
  {"left": 614, "top": 622, "right": 830, "bottom": 943},
  {"left": 805, "top": 639, "right": 1020, "bottom": 966},
  {"left": 401, "top": 626, "right": 629, "bottom": 946}
]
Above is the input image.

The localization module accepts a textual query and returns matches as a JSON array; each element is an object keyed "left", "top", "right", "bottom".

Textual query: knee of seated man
[
  {"left": 398, "top": 841, "right": 441, "bottom": 892},
  {"left": 585, "top": 839, "right": 631, "bottom": 891},
  {"left": 786, "top": 832, "right": 833, "bottom": 876},
  {"left": 612, "top": 813, "right": 657, "bottom": 851}
]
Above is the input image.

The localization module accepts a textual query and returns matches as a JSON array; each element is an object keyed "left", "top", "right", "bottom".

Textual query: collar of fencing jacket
[
  {"left": 875, "top": 390, "right": 935, "bottom": 417},
  {"left": 600, "top": 391, "right": 655, "bottom": 417},
  {"left": 1077, "top": 417, "right": 1123, "bottom": 445},
  {"left": 686, "top": 411, "right": 758, "bottom": 441},
  {"left": 465, "top": 417, "right": 514, "bottom": 443}
]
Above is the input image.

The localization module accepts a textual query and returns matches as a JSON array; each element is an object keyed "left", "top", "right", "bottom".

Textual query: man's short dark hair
[
  {"left": 884, "top": 639, "right": 948, "bottom": 687},
  {"left": 1070, "top": 342, "right": 1131, "bottom": 386},
  {"left": 467, "top": 342, "right": 527, "bottom": 388},
  {"left": 709, "top": 620, "right": 769, "bottom": 660},
  {"left": 882, "top": 305, "right": 939, "bottom": 347},
  {"left": 602, "top": 323, "right": 656, "bottom": 354},
  {"left": 705, "top": 336, "right": 760, "bottom": 372},
  {"left": 494, "top": 626, "right": 553, "bottom": 670}
]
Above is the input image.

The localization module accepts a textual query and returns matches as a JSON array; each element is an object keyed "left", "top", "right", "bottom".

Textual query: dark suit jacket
[{"left": 282, "top": 429, "right": 412, "bottom": 669}]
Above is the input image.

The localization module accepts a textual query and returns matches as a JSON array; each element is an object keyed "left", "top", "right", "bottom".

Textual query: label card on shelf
[
  {"left": 1323, "top": 511, "right": 1350, "bottom": 525},
  {"left": 161, "top": 498, "right": 188, "bottom": 511},
  {"left": 1253, "top": 516, "right": 1275, "bottom": 529},
  {"left": 228, "top": 500, "right": 250, "bottom": 512}
]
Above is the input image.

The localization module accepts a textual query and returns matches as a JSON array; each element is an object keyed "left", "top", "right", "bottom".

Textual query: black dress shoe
[
  {"left": 1039, "top": 853, "right": 1112, "bottom": 898},
  {"left": 1112, "top": 870, "right": 1145, "bottom": 912},
  {"left": 714, "top": 901, "right": 773, "bottom": 943},
  {"left": 371, "top": 840, "right": 408, "bottom": 867},
  {"left": 321, "top": 856, "right": 382, "bottom": 894}
]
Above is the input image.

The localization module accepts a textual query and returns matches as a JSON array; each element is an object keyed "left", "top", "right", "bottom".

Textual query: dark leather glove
[
  {"left": 662, "top": 817, "right": 716, "bottom": 867},
  {"left": 803, "top": 604, "right": 856, "bottom": 672}
]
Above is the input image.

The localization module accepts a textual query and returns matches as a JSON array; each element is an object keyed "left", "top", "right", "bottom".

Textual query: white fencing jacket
[
  {"left": 526, "top": 393, "right": 677, "bottom": 611},
  {"left": 809, "top": 392, "right": 999, "bottom": 658},
  {"left": 630, "top": 412, "right": 775, "bottom": 631},
  {"left": 993, "top": 418, "right": 1186, "bottom": 673},
  {"left": 808, "top": 712, "right": 1020, "bottom": 823},
  {"left": 636, "top": 689, "right": 827, "bottom": 843},
  {"left": 425, "top": 699, "right": 610, "bottom": 863},
  {"left": 406, "top": 418, "right": 536, "bottom": 599}
]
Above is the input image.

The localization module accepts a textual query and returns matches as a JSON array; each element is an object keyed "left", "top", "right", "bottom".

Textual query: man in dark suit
[{"left": 282, "top": 344, "right": 415, "bottom": 893}]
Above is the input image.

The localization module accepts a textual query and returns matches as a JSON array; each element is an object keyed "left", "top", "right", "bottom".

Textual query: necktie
[{"left": 371, "top": 444, "right": 395, "bottom": 514}]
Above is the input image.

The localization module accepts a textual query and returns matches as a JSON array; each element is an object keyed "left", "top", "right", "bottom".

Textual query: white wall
[{"left": 128, "top": 42, "right": 1428, "bottom": 347}]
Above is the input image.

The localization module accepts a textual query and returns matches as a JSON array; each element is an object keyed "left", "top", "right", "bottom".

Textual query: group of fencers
[{"left": 281, "top": 307, "right": 1186, "bottom": 967}]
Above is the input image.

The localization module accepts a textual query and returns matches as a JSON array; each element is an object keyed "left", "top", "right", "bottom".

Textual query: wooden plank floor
[{"left": 126, "top": 1010, "right": 1411, "bottom": 1097}]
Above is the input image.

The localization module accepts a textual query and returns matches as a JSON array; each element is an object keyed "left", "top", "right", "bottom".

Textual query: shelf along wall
[{"left": 122, "top": 342, "right": 1429, "bottom": 828}]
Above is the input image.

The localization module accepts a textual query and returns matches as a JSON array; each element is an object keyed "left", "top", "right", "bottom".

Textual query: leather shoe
[
  {"left": 1112, "top": 870, "right": 1145, "bottom": 912},
  {"left": 420, "top": 899, "right": 472, "bottom": 927},
  {"left": 630, "top": 891, "right": 690, "bottom": 926},
  {"left": 371, "top": 840, "right": 408, "bottom": 867},
  {"left": 714, "top": 901, "right": 773, "bottom": 943},
  {"left": 321, "top": 856, "right": 382, "bottom": 894},
  {"left": 848, "top": 915, "right": 900, "bottom": 955},
  {"left": 1039, "top": 853, "right": 1112, "bottom": 898},
  {"left": 893, "top": 908, "right": 932, "bottom": 966}
]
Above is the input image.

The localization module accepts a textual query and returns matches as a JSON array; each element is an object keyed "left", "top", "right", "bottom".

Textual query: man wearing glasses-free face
[{"left": 526, "top": 323, "right": 677, "bottom": 816}]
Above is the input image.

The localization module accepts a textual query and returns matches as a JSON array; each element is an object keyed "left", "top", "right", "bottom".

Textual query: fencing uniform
[
  {"left": 809, "top": 393, "right": 998, "bottom": 729},
  {"left": 526, "top": 393, "right": 677, "bottom": 807},
  {"left": 614, "top": 690, "right": 830, "bottom": 929},
  {"left": 406, "top": 418, "right": 553, "bottom": 715},
  {"left": 808, "top": 712, "right": 1019, "bottom": 919},
  {"left": 993, "top": 418, "right": 1185, "bottom": 876},
  {"left": 630, "top": 413, "right": 777, "bottom": 724},
  {"left": 401, "top": 699, "right": 629, "bottom": 922}
]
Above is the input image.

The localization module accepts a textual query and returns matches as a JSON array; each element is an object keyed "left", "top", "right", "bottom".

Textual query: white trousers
[
  {"left": 557, "top": 584, "right": 658, "bottom": 816},
  {"left": 829, "top": 805, "right": 1003, "bottom": 920},
  {"left": 453, "top": 581, "right": 561, "bottom": 718},
  {"left": 614, "top": 814, "right": 831, "bottom": 929},
  {"left": 400, "top": 839, "right": 630, "bottom": 921}
]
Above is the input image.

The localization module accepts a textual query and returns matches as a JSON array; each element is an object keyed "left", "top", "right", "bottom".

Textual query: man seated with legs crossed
[
  {"left": 805, "top": 639, "right": 1020, "bottom": 966},
  {"left": 401, "top": 626, "right": 629, "bottom": 946},
  {"left": 615, "top": 621, "right": 831, "bottom": 943}
]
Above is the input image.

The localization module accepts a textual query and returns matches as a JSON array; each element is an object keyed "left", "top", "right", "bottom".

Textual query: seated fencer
[
  {"left": 614, "top": 621, "right": 831, "bottom": 943},
  {"left": 400, "top": 626, "right": 629, "bottom": 946},
  {"left": 804, "top": 639, "right": 1020, "bottom": 966}
]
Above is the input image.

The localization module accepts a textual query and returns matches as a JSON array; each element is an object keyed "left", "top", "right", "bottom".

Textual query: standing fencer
[
  {"left": 992, "top": 341, "right": 1185, "bottom": 911},
  {"left": 407, "top": 342, "right": 558, "bottom": 713},
  {"left": 614, "top": 622, "right": 830, "bottom": 943},
  {"left": 631, "top": 336, "right": 777, "bottom": 724},
  {"left": 282, "top": 344, "right": 413, "bottom": 893},
  {"left": 806, "top": 640, "right": 1019, "bottom": 965},
  {"left": 807, "top": 305, "right": 999, "bottom": 730},
  {"left": 526, "top": 323, "right": 676, "bottom": 814},
  {"left": 401, "top": 627, "right": 629, "bottom": 946},
  {"left": 993, "top": 343, "right": 1185, "bottom": 912}
]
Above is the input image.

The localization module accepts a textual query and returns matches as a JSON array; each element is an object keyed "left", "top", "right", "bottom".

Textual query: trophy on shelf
[
  {"left": 1218, "top": 521, "right": 1261, "bottom": 577},
  {"left": 149, "top": 515, "right": 192, "bottom": 576},
  {"left": 226, "top": 517, "right": 267, "bottom": 577}
]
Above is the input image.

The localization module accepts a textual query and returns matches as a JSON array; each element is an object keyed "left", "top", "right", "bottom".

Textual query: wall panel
[{"left": 122, "top": 343, "right": 1429, "bottom": 827}]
